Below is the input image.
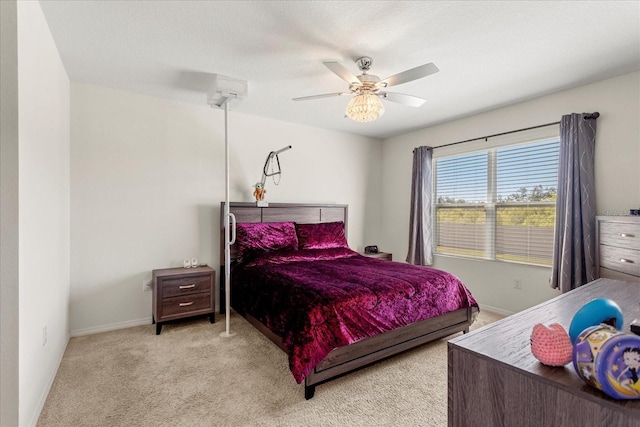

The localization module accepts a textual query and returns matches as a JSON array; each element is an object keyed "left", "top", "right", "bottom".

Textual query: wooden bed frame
[{"left": 219, "top": 202, "right": 477, "bottom": 399}]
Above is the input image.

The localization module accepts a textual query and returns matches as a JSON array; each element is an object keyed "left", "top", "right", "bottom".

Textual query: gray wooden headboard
[{"left": 219, "top": 202, "right": 348, "bottom": 266}]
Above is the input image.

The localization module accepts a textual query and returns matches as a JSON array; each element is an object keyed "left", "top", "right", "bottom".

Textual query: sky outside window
[
  {"left": 496, "top": 139, "right": 559, "bottom": 201},
  {"left": 437, "top": 152, "right": 488, "bottom": 203},
  {"left": 437, "top": 139, "right": 559, "bottom": 203}
]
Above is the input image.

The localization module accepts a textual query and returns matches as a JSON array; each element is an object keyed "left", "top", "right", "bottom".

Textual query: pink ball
[{"left": 530, "top": 323, "right": 573, "bottom": 366}]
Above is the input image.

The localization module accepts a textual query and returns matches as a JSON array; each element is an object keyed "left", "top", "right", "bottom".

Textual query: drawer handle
[
  {"left": 179, "top": 301, "right": 194, "bottom": 307},
  {"left": 620, "top": 233, "right": 636, "bottom": 238},
  {"left": 179, "top": 284, "right": 196, "bottom": 290},
  {"left": 620, "top": 258, "right": 635, "bottom": 264}
]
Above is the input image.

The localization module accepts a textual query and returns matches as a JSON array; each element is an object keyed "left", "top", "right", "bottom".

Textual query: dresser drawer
[
  {"left": 600, "top": 267, "right": 640, "bottom": 283},
  {"left": 599, "top": 221, "right": 640, "bottom": 250},
  {"left": 599, "top": 245, "right": 640, "bottom": 277},
  {"left": 161, "top": 293, "right": 212, "bottom": 319},
  {"left": 160, "top": 275, "right": 211, "bottom": 298}
]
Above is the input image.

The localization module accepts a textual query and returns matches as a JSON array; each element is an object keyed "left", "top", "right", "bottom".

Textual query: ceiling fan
[{"left": 293, "top": 57, "right": 439, "bottom": 123}]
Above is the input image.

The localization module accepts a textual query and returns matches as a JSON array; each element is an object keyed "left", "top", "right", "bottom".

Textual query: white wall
[
  {"left": 0, "top": 1, "right": 20, "bottom": 425},
  {"left": 17, "top": 1, "right": 71, "bottom": 425},
  {"left": 382, "top": 71, "right": 640, "bottom": 314},
  {"left": 70, "top": 83, "right": 382, "bottom": 335}
]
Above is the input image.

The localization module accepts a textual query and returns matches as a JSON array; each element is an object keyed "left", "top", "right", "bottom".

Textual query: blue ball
[{"left": 569, "top": 298, "right": 624, "bottom": 344}]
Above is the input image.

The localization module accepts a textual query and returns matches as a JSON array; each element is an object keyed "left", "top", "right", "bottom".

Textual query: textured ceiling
[{"left": 39, "top": 1, "right": 640, "bottom": 139}]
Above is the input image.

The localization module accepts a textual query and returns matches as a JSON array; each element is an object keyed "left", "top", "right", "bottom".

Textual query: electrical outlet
[
  {"left": 42, "top": 326, "right": 47, "bottom": 347},
  {"left": 513, "top": 278, "right": 522, "bottom": 289},
  {"left": 143, "top": 279, "right": 152, "bottom": 291}
]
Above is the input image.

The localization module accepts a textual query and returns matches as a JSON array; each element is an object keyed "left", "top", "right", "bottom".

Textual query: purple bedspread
[{"left": 231, "top": 248, "right": 478, "bottom": 383}]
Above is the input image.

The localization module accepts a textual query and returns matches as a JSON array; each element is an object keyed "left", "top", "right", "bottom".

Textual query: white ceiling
[{"left": 39, "top": 1, "right": 640, "bottom": 139}]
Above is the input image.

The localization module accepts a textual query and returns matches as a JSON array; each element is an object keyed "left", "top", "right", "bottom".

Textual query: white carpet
[{"left": 37, "top": 310, "right": 503, "bottom": 427}]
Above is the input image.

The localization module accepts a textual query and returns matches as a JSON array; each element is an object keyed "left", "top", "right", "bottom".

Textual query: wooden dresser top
[{"left": 449, "top": 278, "right": 640, "bottom": 412}]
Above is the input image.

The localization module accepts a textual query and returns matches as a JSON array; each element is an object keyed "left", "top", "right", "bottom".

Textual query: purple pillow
[
  {"left": 235, "top": 222, "right": 298, "bottom": 260},
  {"left": 296, "top": 221, "right": 349, "bottom": 250}
]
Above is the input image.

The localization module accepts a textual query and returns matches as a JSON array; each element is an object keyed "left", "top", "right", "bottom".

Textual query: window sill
[{"left": 433, "top": 253, "right": 553, "bottom": 270}]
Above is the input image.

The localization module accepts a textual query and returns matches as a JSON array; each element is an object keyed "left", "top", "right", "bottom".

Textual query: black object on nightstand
[{"left": 152, "top": 266, "right": 215, "bottom": 335}]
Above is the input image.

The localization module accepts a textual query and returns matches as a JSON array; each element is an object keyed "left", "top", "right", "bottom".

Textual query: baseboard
[
  {"left": 70, "top": 317, "right": 152, "bottom": 337},
  {"left": 27, "top": 332, "right": 70, "bottom": 427},
  {"left": 478, "top": 304, "right": 514, "bottom": 317}
]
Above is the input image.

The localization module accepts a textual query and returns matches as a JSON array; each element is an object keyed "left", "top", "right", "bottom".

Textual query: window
[{"left": 434, "top": 138, "right": 559, "bottom": 266}]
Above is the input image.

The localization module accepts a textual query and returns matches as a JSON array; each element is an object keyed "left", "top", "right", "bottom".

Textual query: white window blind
[{"left": 435, "top": 138, "right": 559, "bottom": 266}]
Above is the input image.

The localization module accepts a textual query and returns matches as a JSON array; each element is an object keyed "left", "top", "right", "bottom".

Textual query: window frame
[{"left": 432, "top": 134, "right": 560, "bottom": 268}]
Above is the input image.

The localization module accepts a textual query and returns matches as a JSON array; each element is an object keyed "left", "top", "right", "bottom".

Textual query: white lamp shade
[{"left": 345, "top": 92, "right": 385, "bottom": 123}]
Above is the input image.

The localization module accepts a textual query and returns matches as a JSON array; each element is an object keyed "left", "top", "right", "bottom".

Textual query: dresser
[
  {"left": 152, "top": 266, "right": 215, "bottom": 335},
  {"left": 448, "top": 278, "right": 640, "bottom": 427},
  {"left": 596, "top": 216, "right": 640, "bottom": 283}
]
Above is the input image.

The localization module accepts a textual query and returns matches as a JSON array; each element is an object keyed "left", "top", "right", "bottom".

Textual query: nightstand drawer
[
  {"left": 161, "top": 293, "right": 212, "bottom": 319},
  {"left": 359, "top": 251, "right": 392, "bottom": 261},
  {"left": 161, "top": 275, "right": 211, "bottom": 298},
  {"left": 600, "top": 245, "right": 640, "bottom": 277}
]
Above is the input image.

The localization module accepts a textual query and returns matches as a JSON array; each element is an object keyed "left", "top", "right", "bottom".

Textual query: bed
[{"left": 219, "top": 202, "right": 479, "bottom": 399}]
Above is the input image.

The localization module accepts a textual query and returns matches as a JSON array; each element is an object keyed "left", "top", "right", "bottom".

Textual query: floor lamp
[{"left": 207, "top": 75, "right": 247, "bottom": 338}]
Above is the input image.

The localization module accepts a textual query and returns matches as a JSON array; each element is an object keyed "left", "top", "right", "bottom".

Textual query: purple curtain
[
  {"left": 550, "top": 113, "right": 598, "bottom": 292},
  {"left": 406, "top": 146, "right": 433, "bottom": 265}
]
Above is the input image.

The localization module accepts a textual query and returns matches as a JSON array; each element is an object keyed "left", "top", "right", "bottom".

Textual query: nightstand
[
  {"left": 359, "top": 251, "right": 393, "bottom": 261},
  {"left": 152, "top": 265, "right": 215, "bottom": 335}
]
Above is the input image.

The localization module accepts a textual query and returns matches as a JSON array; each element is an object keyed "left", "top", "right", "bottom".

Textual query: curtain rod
[{"left": 421, "top": 112, "right": 600, "bottom": 151}]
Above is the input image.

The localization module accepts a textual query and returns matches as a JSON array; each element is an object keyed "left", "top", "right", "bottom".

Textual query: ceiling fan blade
[
  {"left": 292, "top": 92, "right": 350, "bottom": 101},
  {"left": 379, "top": 92, "right": 426, "bottom": 107},
  {"left": 378, "top": 63, "right": 439, "bottom": 88},
  {"left": 323, "top": 62, "right": 360, "bottom": 85}
]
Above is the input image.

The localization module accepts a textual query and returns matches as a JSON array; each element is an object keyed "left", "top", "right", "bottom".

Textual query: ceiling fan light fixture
[
  {"left": 294, "top": 58, "right": 437, "bottom": 121},
  {"left": 345, "top": 91, "right": 385, "bottom": 123}
]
